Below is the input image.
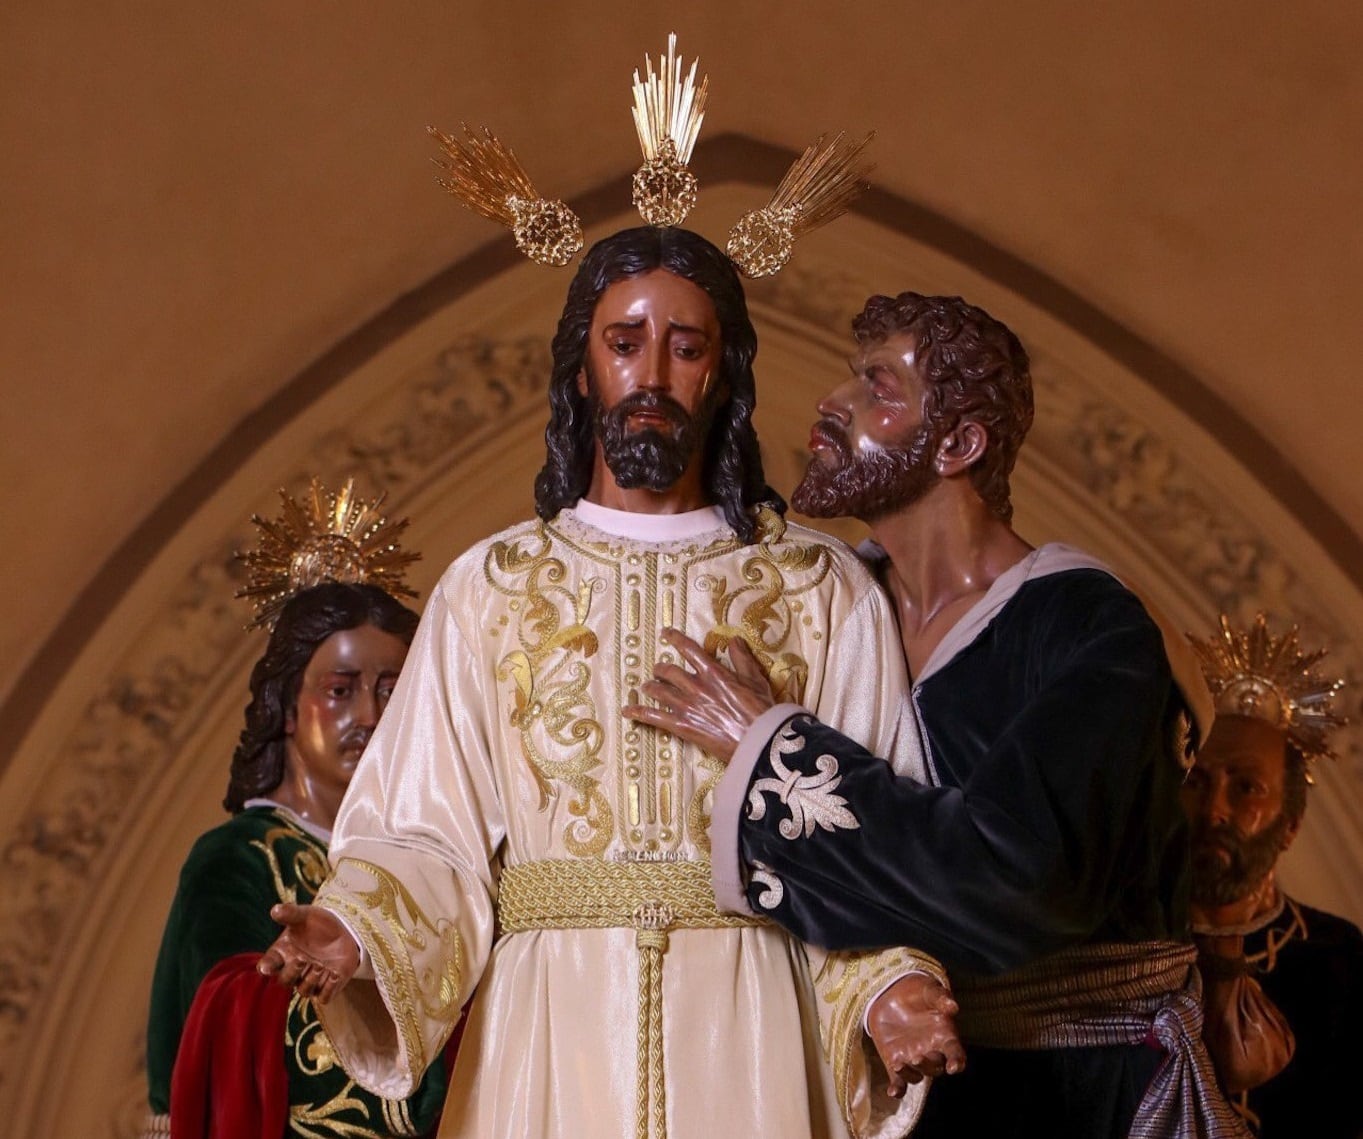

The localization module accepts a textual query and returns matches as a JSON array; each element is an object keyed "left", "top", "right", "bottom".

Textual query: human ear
[
  {"left": 576, "top": 366, "right": 590, "bottom": 399},
  {"left": 935, "top": 420, "right": 989, "bottom": 478},
  {"left": 284, "top": 705, "right": 297, "bottom": 737}
]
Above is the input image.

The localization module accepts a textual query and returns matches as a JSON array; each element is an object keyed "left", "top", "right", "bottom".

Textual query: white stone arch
[{"left": 1, "top": 159, "right": 1359, "bottom": 1138}]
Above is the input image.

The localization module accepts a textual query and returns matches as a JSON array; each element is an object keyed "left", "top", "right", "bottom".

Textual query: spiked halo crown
[
  {"left": 428, "top": 34, "right": 873, "bottom": 278},
  {"left": 1189, "top": 613, "right": 1347, "bottom": 777},
  {"left": 235, "top": 477, "right": 421, "bottom": 631}
]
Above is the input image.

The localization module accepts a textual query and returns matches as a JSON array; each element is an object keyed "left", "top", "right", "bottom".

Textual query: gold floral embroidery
[
  {"left": 286, "top": 992, "right": 425, "bottom": 1136},
  {"left": 681, "top": 526, "right": 835, "bottom": 850},
  {"left": 487, "top": 525, "right": 613, "bottom": 855},
  {"left": 695, "top": 538, "right": 829, "bottom": 703},
  {"left": 485, "top": 513, "right": 842, "bottom": 858},
  {"left": 250, "top": 815, "right": 329, "bottom": 905},
  {"left": 318, "top": 858, "right": 464, "bottom": 1080}
]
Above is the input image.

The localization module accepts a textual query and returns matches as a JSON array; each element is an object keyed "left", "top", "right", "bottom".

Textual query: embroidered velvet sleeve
[
  {"left": 776, "top": 577, "right": 940, "bottom": 1138},
  {"left": 738, "top": 584, "right": 1179, "bottom": 975}
]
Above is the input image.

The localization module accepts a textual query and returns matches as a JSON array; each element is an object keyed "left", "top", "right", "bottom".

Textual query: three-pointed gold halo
[
  {"left": 235, "top": 477, "right": 421, "bottom": 631},
  {"left": 428, "top": 33, "right": 873, "bottom": 278},
  {"left": 1189, "top": 613, "right": 1348, "bottom": 777}
]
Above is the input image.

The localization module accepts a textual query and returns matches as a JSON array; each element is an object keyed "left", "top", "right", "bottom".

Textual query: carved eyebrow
[
  {"left": 600, "top": 319, "right": 711, "bottom": 337},
  {"left": 666, "top": 320, "right": 711, "bottom": 336}
]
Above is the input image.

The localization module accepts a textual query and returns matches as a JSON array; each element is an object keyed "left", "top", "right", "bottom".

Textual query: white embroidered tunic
[{"left": 314, "top": 502, "right": 937, "bottom": 1139}]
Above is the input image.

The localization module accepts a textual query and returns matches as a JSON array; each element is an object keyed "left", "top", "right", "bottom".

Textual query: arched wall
[{"left": 1, "top": 140, "right": 1359, "bottom": 1137}]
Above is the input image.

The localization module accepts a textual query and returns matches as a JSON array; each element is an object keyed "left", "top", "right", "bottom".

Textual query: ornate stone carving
[
  {"left": 1028, "top": 349, "right": 1361, "bottom": 775},
  {"left": 2, "top": 262, "right": 1360, "bottom": 1127},
  {"left": 0, "top": 336, "right": 553, "bottom": 1099}
]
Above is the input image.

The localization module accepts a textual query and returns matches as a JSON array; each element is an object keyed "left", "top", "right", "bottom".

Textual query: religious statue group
[{"left": 141, "top": 36, "right": 1363, "bottom": 1139}]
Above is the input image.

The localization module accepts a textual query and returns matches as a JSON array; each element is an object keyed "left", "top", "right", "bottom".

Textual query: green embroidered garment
[{"left": 147, "top": 804, "right": 446, "bottom": 1137}]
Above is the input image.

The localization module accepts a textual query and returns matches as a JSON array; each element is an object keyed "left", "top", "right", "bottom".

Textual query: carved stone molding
[
  {"left": 1, "top": 254, "right": 1359, "bottom": 1134},
  {"left": 0, "top": 335, "right": 552, "bottom": 1111}
]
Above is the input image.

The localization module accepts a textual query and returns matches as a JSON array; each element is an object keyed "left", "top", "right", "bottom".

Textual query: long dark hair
[
  {"left": 533, "top": 226, "right": 783, "bottom": 543},
  {"left": 223, "top": 582, "right": 420, "bottom": 812}
]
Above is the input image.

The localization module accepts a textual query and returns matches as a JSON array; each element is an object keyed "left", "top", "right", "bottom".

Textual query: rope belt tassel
[{"left": 497, "top": 860, "right": 764, "bottom": 1139}]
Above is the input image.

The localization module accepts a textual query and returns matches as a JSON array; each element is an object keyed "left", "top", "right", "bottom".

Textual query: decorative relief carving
[
  {"left": 316, "top": 336, "right": 552, "bottom": 493},
  {"left": 0, "top": 549, "right": 242, "bottom": 1089},
  {"left": 0, "top": 336, "right": 551, "bottom": 1098},
  {"left": 1027, "top": 349, "right": 1361, "bottom": 776},
  {"left": 2, "top": 266, "right": 1361, "bottom": 1123}
]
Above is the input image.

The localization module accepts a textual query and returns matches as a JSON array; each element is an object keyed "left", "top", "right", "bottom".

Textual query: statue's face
[
  {"left": 1181, "top": 714, "right": 1297, "bottom": 906},
  {"left": 791, "top": 332, "right": 939, "bottom": 520},
  {"left": 578, "top": 269, "right": 724, "bottom": 493},
  {"left": 283, "top": 623, "right": 409, "bottom": 800}
]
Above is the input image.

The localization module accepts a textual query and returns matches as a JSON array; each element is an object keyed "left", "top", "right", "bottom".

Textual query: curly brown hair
[{"left": 852, "top": 293, "right": 1033, "bottom": 522}]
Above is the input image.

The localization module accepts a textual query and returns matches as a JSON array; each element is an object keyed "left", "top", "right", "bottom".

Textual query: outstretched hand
[
  {"left": 867, "top": 972, "right": 966, "bottom": 1098},
  {"left": 257, "top": 902, "right": 360, "bottom": 1004},
  {"left": 622, "top": 629, "right": 775, "bottom": 764}
]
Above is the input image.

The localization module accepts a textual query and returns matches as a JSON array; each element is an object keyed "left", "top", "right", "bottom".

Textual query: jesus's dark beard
[
  {"left": 791, "top": 419, "right": 940, "bottom": 521},
  {"left": 1188, "top": 813, "right": 1292, "bottom": 908},
  {"left": 590, "top": 383, "right": 715, "bottom": 493}
]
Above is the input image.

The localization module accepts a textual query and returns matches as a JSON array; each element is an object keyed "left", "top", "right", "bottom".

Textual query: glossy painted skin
[
  {"left": 578, "top": 268, "right": 723, "bottom": 514},
  {"left": 260, "top": 623, "right": 408, "bottom": 1000},
  {"left": 1180, "top": 713, "right": 1301, "bottom": 927},
  {"left": 272, "top": 623, "right": 409, "bottom": 832},
  {"left": 809, "top": 331, "right": 929, "bottom": 466}
]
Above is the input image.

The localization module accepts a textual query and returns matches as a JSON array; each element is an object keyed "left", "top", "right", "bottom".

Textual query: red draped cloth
[{"left": 170, "top": 953, "right": 290, "bottom": 1139}]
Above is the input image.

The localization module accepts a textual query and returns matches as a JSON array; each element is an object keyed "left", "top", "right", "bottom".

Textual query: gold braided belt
[{"left": 496, "top": 858, "right": 766, "bottom": 1139}]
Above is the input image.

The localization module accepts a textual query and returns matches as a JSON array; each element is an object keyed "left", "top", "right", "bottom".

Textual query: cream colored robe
[{"left": 315, "top": 502, "right": 939, "bottom": 1139}]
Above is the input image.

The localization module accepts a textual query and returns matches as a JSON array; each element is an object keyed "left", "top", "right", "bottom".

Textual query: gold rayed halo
[
  {"left": 427, "top": 33, "right": 872, "bottom": 276},
  {"left": 629, "top": 32, "right": 709, "bottom": 227},
  {"left": 1189, "top": 613, "right": 1347, "bottom": 775},
  {"left": 727, "top": 131, "right": 875, "bottom": 278},
  {"left": 428, "top": 123, "right": 583, "bottom": 267},
  {"left": 235, "top": 476, "right": 421, "bottom": 631}
]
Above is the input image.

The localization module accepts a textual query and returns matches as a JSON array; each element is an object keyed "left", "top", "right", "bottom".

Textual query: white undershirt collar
[{"left": 567, "top": 499, "right": 729, "bottom": 542}]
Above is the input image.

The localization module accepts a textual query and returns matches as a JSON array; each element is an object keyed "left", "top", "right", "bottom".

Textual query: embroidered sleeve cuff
[
  {"left": 710, "top": 703, "right": 808, "bottom": 914},
  {"left": 330, "top": 908, "right": 374, "bottom": 981}
]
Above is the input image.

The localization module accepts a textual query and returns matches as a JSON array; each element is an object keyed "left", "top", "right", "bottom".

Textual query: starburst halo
[
  {"left": 1189, "top": 613, "right": 1348, "bottom": 774},
  {"left": 629, "top": 32, "right": 709, "bottom": 227},
  {"left": 726, "top": 131, "right": 875, "bottom": 278},
  {"left": 235, "top": 476, "right": 421, "bottom": 631},
  {"left": 427, "top": 32, "right": 872, "bottom": 278}
]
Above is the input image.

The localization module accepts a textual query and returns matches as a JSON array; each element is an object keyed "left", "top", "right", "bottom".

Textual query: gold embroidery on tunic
[
  {"left": 813, "top": 947, "right": 947, "bottom": 1127},
  {"left": 288, "top": 997, "right": 339, "bottom": 1076},
  {"left": 487, "top": 527, "right": 613, "bottom": 856},
  {"left": 488, "top": 514, "right": 837, "bottom": 859},
  {"left": 320, "top": 858, "right": 464, "bottom": 1079},
  {"left": 286, "top": 1085, "right": 371, "bottom": 1138}
]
